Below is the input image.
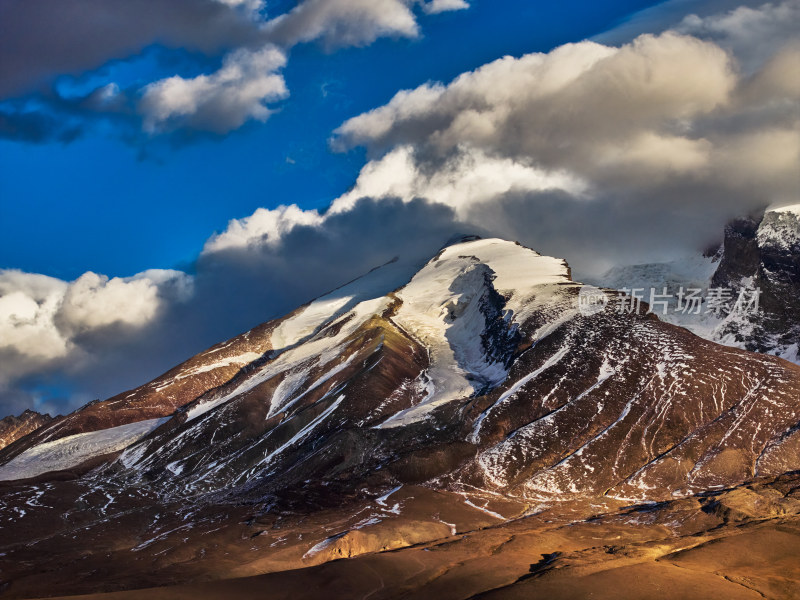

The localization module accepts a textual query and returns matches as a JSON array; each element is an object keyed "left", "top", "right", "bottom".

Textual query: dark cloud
[
  {"left": 190, "top": 196, "right": 470, "bottom": 341},
  {"left": 0, "top": 105, "right": 84, "bottom": 144},
  {"left": 0, "top": 0, "right": 262, "bottom": 100},
  {"left": 463, "top": 185, "right": 753, "bottom": 279}
]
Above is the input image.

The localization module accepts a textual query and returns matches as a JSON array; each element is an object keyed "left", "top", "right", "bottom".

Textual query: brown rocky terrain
[
  {"left": 0, "top": 411, "right": 51, "bottom": 451},
  {"left": 25, "top": 473, "right": 800, "bottom": 599}
]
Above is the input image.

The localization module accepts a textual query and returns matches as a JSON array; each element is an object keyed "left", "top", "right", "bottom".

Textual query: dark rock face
[
  {"left": 477, "top": 271, "right": 521, "bottom": 370},
  {"left": 711, "top": 216, "right": 762, "bottom": 290},
  {"left": 0, "top": 410, "right": 52, "bottom": 451},
  {"left": 712, "top": 208, "right": 800, "bottom": 356},
  {"left": 0, "top": 238, "right": 798, "bottom": 598}
]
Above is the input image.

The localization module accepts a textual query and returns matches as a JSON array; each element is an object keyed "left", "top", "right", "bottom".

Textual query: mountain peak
[
  {"left": 1, "top": 235, "right": 800, "bottom": 598},
  {"left": 381, "top": 238, "right": 574, "bottom": 427}
]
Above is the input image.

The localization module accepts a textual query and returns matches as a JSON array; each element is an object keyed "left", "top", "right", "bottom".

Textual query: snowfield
[{"left": 0, "top": 418, "right": 167, "bottom": 481}]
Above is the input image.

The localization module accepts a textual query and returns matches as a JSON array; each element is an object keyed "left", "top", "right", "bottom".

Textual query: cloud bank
[{"left": 217, "top": 6, "right": 798, "bottom": 268}]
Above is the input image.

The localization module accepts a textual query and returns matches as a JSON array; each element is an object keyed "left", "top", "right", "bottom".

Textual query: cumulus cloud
[
  {"left": 204, "top": 204, "right": 324, "bottom": 252},
  {"left": 324, "top": 21, "right": 798, "bottom": 244},
  {"left": 327, "top": 145, "right": 587, "bottom": 217},
  {"left": 139, "top": 46, "right": 288, "bottom": 134},
  {"left": 137, "top": 0, "right": 475, "bottom": 133},
  {"left": 265, "top": 0, "right": 420, "bottom": 48},
  {"left": 208, "top": 8, "right": 798, "bottom": 267},
  {"left": 333, "top": 33, "right": 738, "bottom": 182},
  {"left": 56, "top": 270, "right": 193, "bottom": 335},
  {"left": 263, "top": 0, "right": 470, "bottom": 48},
  {"left": 0, "top": 273, "right": 69, "bottom": 363},
  {"left": 198, "top": 144, "right": 586, "bottom": 261},
  {"left": 0, "top": 268, "right": 192, "bottom": 412}
]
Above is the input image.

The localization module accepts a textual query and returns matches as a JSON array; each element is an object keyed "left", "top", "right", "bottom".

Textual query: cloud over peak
[{"left": 333, "top": 32, "right": 738, "bottom": 183}]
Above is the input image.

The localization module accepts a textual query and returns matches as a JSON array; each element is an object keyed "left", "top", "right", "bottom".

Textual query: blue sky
[
  {"left": 1, "top": 0, "right": 797, "bottom": 415},
  {"left": 0, "top": 0, "right": 664, "bottom": 280}
]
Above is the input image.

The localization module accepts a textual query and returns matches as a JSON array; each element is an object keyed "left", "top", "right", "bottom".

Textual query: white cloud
[
  {"left": 57, "top": 270, "right": 193, "bottom": 335},
  {"left": 332, "top": 20, "right": 800, "bottom": 200},
  {"left": 264, "top": 0, "right": 421, "bottom": 48},
  {"left": 2, "top": 0, "right": 474, "bottom": 139},
  {"left": 215, "top": 0, "right": 264, "bottom": 9},
  {"left": 205, "top": 14, "right": 798, "bottom": 254},
  {"left": 204, "top": 204, "right": 324, "bottom": 253},
  {"left": 333, "top": 32, "right": 736, "bottom": 183},
  {"left": 0, "top": 273, "right": 69, "bottom": 362},
  {"left": 136, "top": 0, "right": 473, "bottom": 135},
  {"left": 139, "top": 46, "right": 288, "bottom": 134},
  {"left": 200, "top": 145, "right": 585, "bottom": 253},
  {"left": 0, "top": 268, "right": 193, "bottom": 392},
  {"left": 329, "top": 145, "right": 587, "bottom": 216},
  {"left": 422, "top": 0, "right": 470, "bottom": 15}
]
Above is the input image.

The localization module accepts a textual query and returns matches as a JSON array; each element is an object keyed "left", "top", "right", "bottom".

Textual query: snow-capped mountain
[
  {"left": 1, "top": 238, "right": 799, "bottom": 598},
  {"left": 599, "top": 204, "right": 800, "bottom": 363},
  {"left": 714, "top": 204, "right": 800, "bottom": 361}
]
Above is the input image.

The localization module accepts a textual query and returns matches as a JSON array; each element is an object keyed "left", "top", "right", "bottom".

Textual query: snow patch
[
  {"left": 0, "top": 418, "right": 167, "bottom": 481},
  {"left": 185, "top": 297, "right": 390, "bottom": 422}
]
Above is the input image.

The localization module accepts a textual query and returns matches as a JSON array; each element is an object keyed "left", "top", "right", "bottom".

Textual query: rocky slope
[
  {"left": 42, "top": 472, "right": 800, "bottom": 600},
  {"left": 0, "top": 323, "right": 276, "bottom": 467},
  {"left": 0, "top": 238, "right": 798, "bottom": 599},
  {"left": 0, "top": 410, "right": 52, "bottom": 451}
]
